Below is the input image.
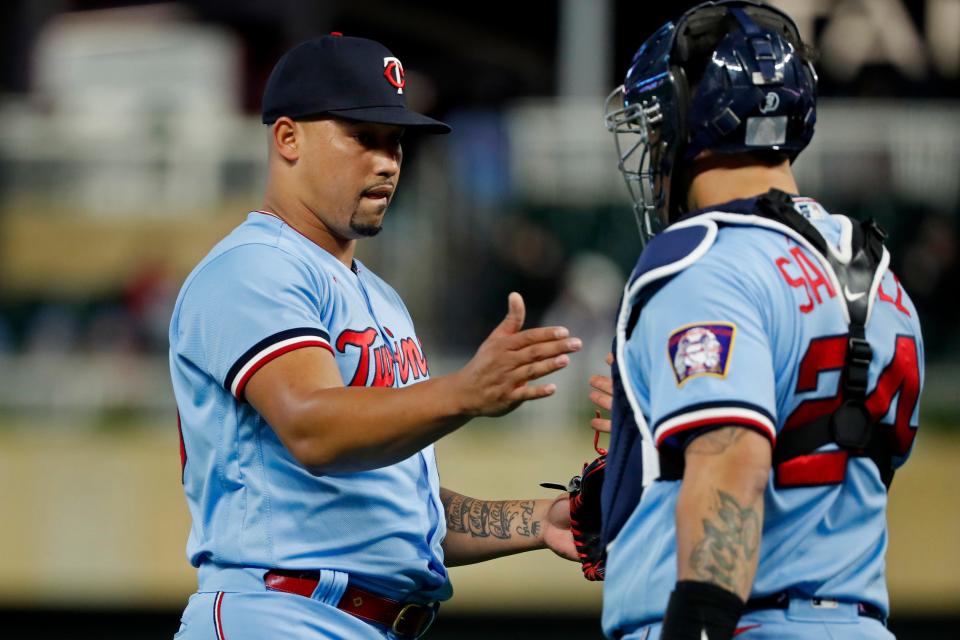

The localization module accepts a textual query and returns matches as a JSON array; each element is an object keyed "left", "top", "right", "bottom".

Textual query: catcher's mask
[{"left": 604, "top": 0, "right": 817, "bottom": 246}]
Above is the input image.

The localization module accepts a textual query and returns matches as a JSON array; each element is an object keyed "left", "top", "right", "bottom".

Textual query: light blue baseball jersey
[
  {"left": 602, "top": 197, "right": 923, "bottom": 638},
  {"left": 169, "top": 210, "right": 450, "bottom": 604}
]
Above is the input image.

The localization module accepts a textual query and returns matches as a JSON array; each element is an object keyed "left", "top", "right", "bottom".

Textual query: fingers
[
  {"left": 491, "top": 336, "right": 578, "bottom": 410},
  {"left": 507, "top": 291, "right": 525, "bottom": 330},
  {"left": 590, "top": 367, "right": 614, "bottom": 434},
  {"left": 589, "top": 390, "right": 613, "bottom": 413},
  {"left": 490, "top": 292, "right": 526, "bottom": 337},
  {"left": 508, "top": 382, "right": 557, "bottom": 403},
  {"left": 509, "top": 353, "right": 572, "bottom": 385},
  {"left": 605, "top": 351, "right": 614, "bottom": 366},
  {"left": 590, "top": 415, "right": 612, "bottom": 433},
  {"left": 503, "top": 325, "right": 570, "bottom": 349},
  {"left": 589, "top": 374, "right": 613, "bottom": 397},
  {"left": 468, "top": 294, "right": 585, "bottom": 415},
  {"left": 513, "top": 336, "right": 582, "bottom": 363}
]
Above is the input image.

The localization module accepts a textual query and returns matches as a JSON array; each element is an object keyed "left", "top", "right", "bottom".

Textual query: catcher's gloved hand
[{"left": 542, "top": 432, "right": 607, "bottom": 581}]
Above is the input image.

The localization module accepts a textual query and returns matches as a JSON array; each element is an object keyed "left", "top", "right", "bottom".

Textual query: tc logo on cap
[{"left": 383, "top": 57, "right": 405, "bottom": 94}]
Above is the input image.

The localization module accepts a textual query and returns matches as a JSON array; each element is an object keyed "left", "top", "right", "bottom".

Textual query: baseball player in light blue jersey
[
  {"left": 586, "top": 2, "right": 924, "bottom": 639},
  {"left": 169, "top": 34, "right": 580, "bottom": 640}
]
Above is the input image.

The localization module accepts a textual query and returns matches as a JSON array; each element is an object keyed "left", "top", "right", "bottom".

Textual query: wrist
[
  {"left": 531, "top": 498, "right": 551, "bottom": 548},
  {"left": 436, "top": 372, "right": 476, "bottom": 419},
  {"left": 660, "top": 580, "right": 745, "bottom": 640},
  {"left": 438, "top": 370, "right": 480, "bottom": 420}
]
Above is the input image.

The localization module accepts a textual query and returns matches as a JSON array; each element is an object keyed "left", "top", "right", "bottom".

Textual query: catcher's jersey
[
  {"left": 169, "top": 211, "right": 450, "bottom": 603},
  {"left": 601, "top": 197, "right": 923, "bottom": 637}
]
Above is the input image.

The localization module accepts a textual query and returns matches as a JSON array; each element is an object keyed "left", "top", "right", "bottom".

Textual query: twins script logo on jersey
[
  {"left": 383, "top": 56, "right": 405, "bottom": 94},
  {"left": 668, "top": 322, "right": 736, "bottom": 386},
  {"left": 337, "top": 326, "right": 427, "bottom": 387}
]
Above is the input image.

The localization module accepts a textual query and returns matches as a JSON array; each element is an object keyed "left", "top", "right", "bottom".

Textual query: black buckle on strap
[{"left": 844, "top": 337, "right": 873, "bottom": 397}]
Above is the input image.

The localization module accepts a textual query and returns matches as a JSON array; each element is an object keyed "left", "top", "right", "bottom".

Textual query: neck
[
  {"left": 686, "top": 156, "right": 799, "bottom": 211},
  {"left": 262, "top": 185, "right": 356, "bottom": 268}
]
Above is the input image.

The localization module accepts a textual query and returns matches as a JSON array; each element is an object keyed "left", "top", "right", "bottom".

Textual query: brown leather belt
[{"left": 264, "top": 569, "right": 437, "bottom": 639}]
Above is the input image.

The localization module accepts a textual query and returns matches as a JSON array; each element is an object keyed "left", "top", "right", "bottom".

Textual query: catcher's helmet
[{"left": 604, "top": 0, "right": 817, "bottom": 245}]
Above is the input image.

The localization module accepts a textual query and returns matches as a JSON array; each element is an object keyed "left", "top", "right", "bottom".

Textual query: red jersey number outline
[{"left": 778, "top": 334, "right": 920, "bottom": 487}]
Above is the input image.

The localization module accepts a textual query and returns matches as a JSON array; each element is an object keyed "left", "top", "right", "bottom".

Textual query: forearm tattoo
[
  {"left": 689, "top": 490, "right": 760, "bottom": 597},
  {"left": 442, "top": 493, "right": 540, "bottom": 539}
]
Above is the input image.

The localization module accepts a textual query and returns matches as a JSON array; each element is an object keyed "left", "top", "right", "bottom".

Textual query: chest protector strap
[{"left": 754, "top": 191, "right": 894, "bottom": 488}]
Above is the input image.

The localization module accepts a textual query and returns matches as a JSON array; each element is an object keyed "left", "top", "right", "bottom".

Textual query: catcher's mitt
[{"left": 542, "top": 432, "right": 607, "bottom": 581}]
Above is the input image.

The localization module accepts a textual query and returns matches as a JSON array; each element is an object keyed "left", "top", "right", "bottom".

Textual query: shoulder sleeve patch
[{"left": 667, "top": 322, "right": 736, "bottom": 386}]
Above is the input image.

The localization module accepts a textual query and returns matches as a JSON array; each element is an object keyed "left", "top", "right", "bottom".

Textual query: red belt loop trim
[{"left": 213, "top": 591, "right": 227, "bottom": 640}]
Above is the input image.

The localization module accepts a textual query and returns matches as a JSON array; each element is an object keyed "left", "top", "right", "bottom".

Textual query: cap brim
[{"left": 325, "top": 106, "right": 451, "bottom": 134}]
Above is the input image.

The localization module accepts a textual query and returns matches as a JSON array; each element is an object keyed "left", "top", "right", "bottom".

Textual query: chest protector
[{"left": 601, "top": 190, "right": 892, "bottom": 548}]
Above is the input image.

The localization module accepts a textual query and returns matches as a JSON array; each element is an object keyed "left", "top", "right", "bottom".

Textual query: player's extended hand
[
  {"left": 540, "top": 492, "right": 578, "bottom": 561},
  {"left": 454, "top": 292, "right": 581, "bottom": 417},
  {"left": 588, "top": 352, "right": 614, "bottom": 433}
]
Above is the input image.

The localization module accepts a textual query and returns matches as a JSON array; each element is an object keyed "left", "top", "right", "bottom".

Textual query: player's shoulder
[
  {"left": 175, "top": 213, "right": 327, "bottom": 310},
  {"left": 629, "top": 219, "right": 716, "bottom": 286},
  {"left": 628, "top": 210, "right": 775, "bottom": 293},
  {"left": 207, "top": 210, "right": 327, "bottom": 267},
  {"left": 877, "top": 268, "right": 923, "bottom": 334},
  {"left": 188, "top": 223, "right": 297, "bottom": 284}
]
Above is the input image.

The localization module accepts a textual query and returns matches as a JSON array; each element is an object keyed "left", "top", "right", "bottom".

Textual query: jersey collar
[{"left": 672, "top": 192, "right": 824, "bottom": 226}]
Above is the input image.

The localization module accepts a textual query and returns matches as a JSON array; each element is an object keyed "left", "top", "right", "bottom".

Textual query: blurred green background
[{"left": 1, "top": 0, "right": 958, "bottom": 637}]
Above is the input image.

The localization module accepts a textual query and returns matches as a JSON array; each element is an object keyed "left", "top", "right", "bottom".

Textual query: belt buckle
[
  {"left": 811, "top": 597, "right": 839, "bottom": 609},
  {"left": 391, "top": 602, "right": 437, "bottom": 639}
]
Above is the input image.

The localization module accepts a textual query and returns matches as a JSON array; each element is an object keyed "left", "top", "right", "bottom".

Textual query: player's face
[{"left": 298, "top": 118, "right": 403, "bottom": 239}]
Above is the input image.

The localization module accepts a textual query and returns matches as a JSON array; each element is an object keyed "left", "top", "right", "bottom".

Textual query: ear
[{"left": 271, "top": 117, "right": 300, "bottom": 162}]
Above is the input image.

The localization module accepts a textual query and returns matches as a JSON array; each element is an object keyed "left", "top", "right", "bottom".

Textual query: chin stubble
[
  {"left": 349, "top": 201, "right": 386, "bottom": 237},
  {"left": 349, "top": 210, "right": 383, "bottom": 237},
  {"left": 350, "top": 220, "right": 382, "bottom": 237}
]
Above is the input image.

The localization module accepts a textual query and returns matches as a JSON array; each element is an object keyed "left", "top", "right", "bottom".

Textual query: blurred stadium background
[{"left": 0, "top": 0, "right": 957, "bottom": 637}]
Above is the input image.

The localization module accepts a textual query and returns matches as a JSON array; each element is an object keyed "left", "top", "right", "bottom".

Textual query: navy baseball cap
[{"left": 261, "top": 34, "right": 451, "bottom": 134}]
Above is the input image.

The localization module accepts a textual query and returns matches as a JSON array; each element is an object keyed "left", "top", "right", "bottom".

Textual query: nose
[{"left": 374, "top": 144, "right": 402, "bottom": 178}]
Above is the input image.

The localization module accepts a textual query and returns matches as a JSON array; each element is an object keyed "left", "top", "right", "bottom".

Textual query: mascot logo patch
[
  {"left": 383, "top": 56, "right": 405, "bottom": 94},
  {"left": 667, "top": 322, "right": 736, "bottom": 386}
]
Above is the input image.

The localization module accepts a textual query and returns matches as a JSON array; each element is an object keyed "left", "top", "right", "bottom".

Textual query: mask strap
[{"left": 729, "top": 7, "right": 779, "bottom": 84}]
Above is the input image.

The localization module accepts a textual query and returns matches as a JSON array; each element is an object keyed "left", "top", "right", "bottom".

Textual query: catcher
[{"left": 572, "top": 2, "right": 924, "bottom": 640}]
